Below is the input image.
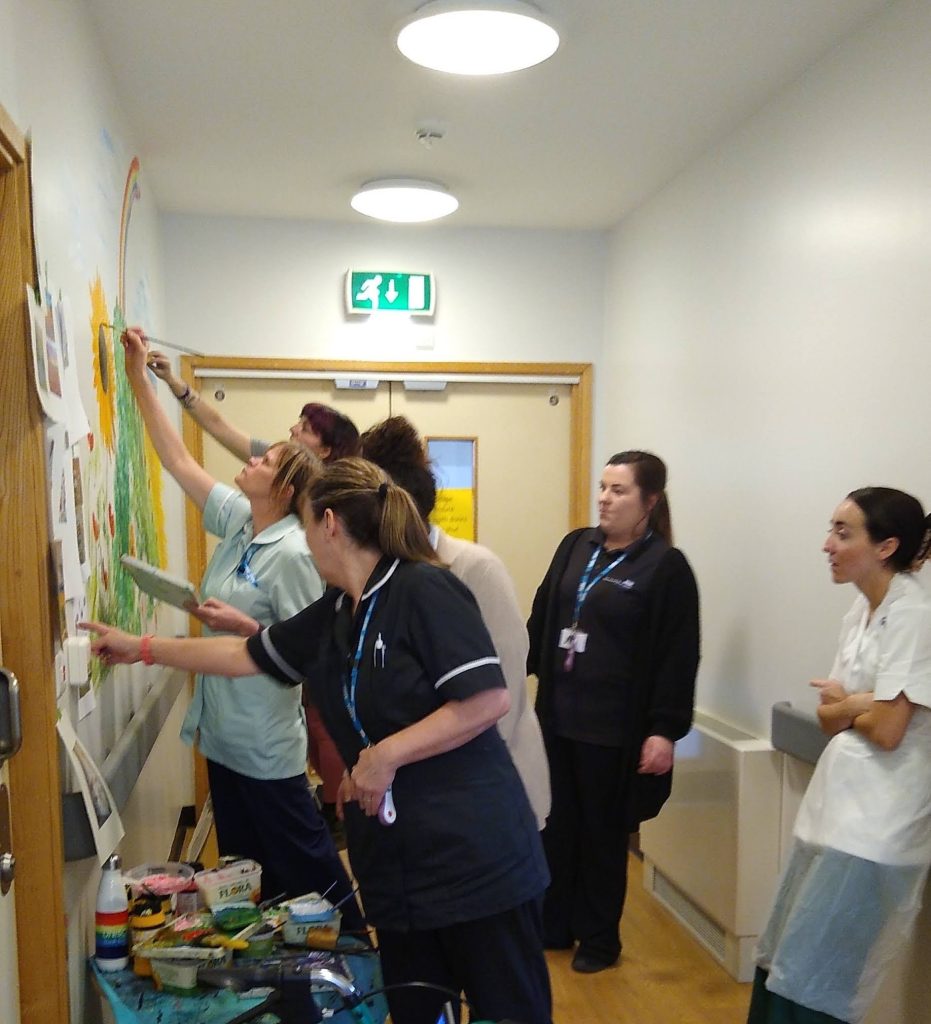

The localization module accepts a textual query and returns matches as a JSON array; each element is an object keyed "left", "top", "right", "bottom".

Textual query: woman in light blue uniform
[
  {"left": 122, "top": 328, "right": 363, "bottom": 926},
  {"left": 750, "top": 487, "right": 931, "bottom": 1024}
]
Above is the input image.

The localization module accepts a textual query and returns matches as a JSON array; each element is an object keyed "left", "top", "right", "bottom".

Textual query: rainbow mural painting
[{"left": 85, "top": 157, "right": 168, "bottom": 683}]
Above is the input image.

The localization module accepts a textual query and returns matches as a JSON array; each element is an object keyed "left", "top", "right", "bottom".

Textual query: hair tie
[{"left": 378, "top": 482, "right": 389, "bottom": 501}]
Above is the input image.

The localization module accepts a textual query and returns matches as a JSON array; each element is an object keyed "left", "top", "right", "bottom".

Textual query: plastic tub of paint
[
  {"left": 211, "top": 900, "right": 262, "bottom": 933},
  {"left": 124, "top": 862, "right": 196, "bottom": 901},
  {"left": 150, "top": 957, "right": 204, "bottom": 995},
  {"left": 194, "top": 859, "right": 262, "bottom": 908},
  {"left": 282, "top": 894, "right": 341, "bottom": 948}
]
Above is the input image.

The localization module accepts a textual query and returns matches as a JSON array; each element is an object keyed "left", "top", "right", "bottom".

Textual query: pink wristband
[{"left": 140, "top": 634, "right": 155, "bottom": 666}]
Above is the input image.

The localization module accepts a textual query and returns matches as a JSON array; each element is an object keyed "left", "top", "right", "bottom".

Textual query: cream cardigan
[{"left": 433, "top": 527, "right": 551, "bottom": 828}]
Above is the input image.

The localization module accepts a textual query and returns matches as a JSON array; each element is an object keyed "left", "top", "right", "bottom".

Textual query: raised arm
[
  {"left": 123, "top": 329, "right": 216, "bottom": 509},
  {"left": 147, "top": 348, "right": 253, "bottom": 462}
]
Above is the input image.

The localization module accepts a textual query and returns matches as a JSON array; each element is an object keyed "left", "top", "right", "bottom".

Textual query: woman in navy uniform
[
  {"left": 528, "top": 450, "right": 700, "bottom": 973},
  {"left": 83, "top": 457, "right": 552, "bottom": 1024}
]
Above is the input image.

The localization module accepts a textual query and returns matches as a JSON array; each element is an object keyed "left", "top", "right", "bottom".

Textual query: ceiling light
[
  {"left": 397, "top": 1, "right": 559, "bottom": 76},
  {"left": 350, "top": 179, "right": 459, "bottom": 223}
]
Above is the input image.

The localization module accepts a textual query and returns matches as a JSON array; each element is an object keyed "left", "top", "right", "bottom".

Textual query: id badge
[{"left": 558, "top": 628, "right": 587, "bottom": 653}]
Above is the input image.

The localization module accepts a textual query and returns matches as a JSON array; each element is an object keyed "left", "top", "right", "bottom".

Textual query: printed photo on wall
[
  {"left": 55, "top": 295, "right": 91, "bottom": 440},
  {"left": 57, "top": 712, "right": 123, "bottom": 864},
  {"left": 25, "top": 285, "right": 66, "bottom": 422},
  {"left": 47, "top": 423, "right": 85, "bottom": 606}
]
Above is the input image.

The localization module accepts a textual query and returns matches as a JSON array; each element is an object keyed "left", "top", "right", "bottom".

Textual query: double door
[{"left": 192, "top": 367, "right": 588, "bottom": 618}]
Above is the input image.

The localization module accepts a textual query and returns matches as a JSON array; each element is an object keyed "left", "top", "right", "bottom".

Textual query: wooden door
[
  {"left": 0, "top": 104, "right": 69, "bottom": 1024},
  {"left": 186, "top": 360, "right": 591, "bottom": 617},
  {"left": 0, "top": 619, "right": 20, "bottom": 1024},
  {"left": 393, "top": 380, "right": 572, "bottom": 617}
]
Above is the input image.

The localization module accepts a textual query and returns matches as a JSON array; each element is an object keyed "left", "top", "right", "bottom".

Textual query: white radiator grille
[
  {"left": 639, "top": 710, "right": 783, "bottom": 981},
  {"left": 650, "top": 867, "right": 727, "bottom": 960}
]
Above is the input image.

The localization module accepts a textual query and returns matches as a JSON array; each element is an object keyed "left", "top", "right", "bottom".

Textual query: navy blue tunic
[{"left": 247, "top": 557, "right": 548, "bottom": 931}]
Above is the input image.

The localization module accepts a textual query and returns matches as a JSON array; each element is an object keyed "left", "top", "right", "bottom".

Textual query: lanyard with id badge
[
  {"left": 342, "top": 591, "right": 397, "bottom": 825},
  {"left": 560, "top": 542, "right": 638, "bottom": 671}
]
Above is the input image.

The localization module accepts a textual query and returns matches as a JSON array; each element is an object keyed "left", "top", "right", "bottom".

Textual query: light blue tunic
[{"left": 180, "top": 482, "right": 323, "bottom": 779}]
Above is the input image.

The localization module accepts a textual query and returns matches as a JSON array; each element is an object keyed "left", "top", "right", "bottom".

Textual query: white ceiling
[{"left": 85, "top": 0, "right": 890, "bottom": 230}]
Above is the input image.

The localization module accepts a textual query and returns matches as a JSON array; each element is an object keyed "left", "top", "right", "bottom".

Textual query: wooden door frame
[
  {"left": 179, "top": 357, "right": 592, "bottom": 809},
  {"left": 0, "top": 106, "right": 70, "bottom": 1023}
]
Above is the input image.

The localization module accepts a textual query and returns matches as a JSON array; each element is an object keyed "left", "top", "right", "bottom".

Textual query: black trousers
[
  {"left": 541, "top": 734, "right": 632, "bottom": 962},
  {"left": 376, "top": 897, "right": 552, "bottom": 1024},
  {"left": 206, "top": 759, "right": 365, "bottom": 934}
]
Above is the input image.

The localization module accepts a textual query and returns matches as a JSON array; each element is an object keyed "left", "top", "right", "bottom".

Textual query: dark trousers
[
  {"left": 541, "top": 734, "right": 631, "bottom": 962},
  {"left": 747, "top": 969, "right": 847, "bottom": 1024},
  {"left": 206, "top": 759, "right": 365, "bottom": 934},
  {"left": 377, "top": 898, "right": 552, "bottom": 1024}
]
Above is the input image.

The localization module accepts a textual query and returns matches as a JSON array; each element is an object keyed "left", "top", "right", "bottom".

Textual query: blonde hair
[
  {"left": 305, "top": 457, "right": 439, "bottom": 565},
  {"left": 266, "top": 441, "right": 323, "bottom": 516}
]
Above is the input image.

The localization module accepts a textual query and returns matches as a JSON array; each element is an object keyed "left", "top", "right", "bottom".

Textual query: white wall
[
  {"left": 604, "top": 0, "right": 931, "bottom": 738},
  {"left": 161, "top": 215, "right": 606, "bottom": 367},
  {"left": 604, "top": 2, "right": 931, "bottom": 1016},
  {"left": 1, "top": 3, "right": 191, "bottom": 1022}
]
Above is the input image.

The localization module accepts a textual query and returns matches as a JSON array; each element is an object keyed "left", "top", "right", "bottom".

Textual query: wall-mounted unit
[{"left": 639, "top": 710, "right": 782, "bottom": 982}]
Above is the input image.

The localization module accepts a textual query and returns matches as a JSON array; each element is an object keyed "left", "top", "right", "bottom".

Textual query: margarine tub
[
  {"left": 193, "top": 859, "right": 261, "bottom": 908},
  {"left": 282, "top": 893, "right": 341, "bottom": 948}
]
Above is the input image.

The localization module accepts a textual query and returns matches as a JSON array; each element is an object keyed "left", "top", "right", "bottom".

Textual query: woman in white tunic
[{"left": 750, "top": 487, "right": 931, "bottom": 1024}]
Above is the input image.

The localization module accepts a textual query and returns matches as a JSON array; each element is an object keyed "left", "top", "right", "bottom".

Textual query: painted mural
[{"left": 84, "top": 157, "right": 167, "bottom": 685}]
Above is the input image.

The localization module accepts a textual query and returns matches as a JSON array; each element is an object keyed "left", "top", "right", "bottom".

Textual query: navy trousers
[
  {"left": 376, "top": 897, "right": 552, "bottom": 1024},
  {"left": 206, "top": 759, "right": 365, "bottom": 934}
]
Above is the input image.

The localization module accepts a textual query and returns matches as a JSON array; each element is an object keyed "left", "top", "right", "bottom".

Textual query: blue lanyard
[
  {"left": 570, "top": 539, "right": 644, "bottom": 625},
  {"left": 341, "top": 591, "right": 379, "bottom": 746},
  {"left": 236, "top": 543, "right": 260, "bottom": 588}
]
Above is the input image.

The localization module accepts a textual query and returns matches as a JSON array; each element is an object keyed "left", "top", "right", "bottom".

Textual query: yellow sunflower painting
[{"left": 89, "top": 276, "right": 116, "bottom": 452}]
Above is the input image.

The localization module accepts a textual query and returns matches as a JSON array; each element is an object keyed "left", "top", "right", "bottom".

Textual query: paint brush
[{"left": 103, "top": 323, "right": 205, "bottom": 358}]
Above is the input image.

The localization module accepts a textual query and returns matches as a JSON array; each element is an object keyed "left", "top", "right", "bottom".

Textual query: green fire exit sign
[{"left": 346, "top": 270, "right": 435, "bottom": 316}]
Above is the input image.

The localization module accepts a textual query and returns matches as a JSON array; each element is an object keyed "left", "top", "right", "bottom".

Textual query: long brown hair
[
  {"left": 606, "top": 450, "right": 673, "bottom": 544},
  {"left": 305, "top": 457, "right": 439, "bottom": 564}
]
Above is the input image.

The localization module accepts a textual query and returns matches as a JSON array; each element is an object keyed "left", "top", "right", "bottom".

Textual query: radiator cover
[{"left": 640, "top": 710, "right": 783, "bottom": 982}]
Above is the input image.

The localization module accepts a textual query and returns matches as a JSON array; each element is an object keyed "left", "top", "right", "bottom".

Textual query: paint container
[
  {"left": 282, "top": 895, "right": 341, "bottom": 948},
  {"left": 130, "top": 897, "right": 165, "bottom": 977},
  {"left": 151, "top": 958, "right": 200, "bottom": 996},
  {"left": 124, "top": 861, "right": 195, "bottom": 913},
  {"left": 194, "top": 859, "right": 262, "bottom": 908}
]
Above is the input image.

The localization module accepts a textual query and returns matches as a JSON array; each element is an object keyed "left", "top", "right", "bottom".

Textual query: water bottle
[{"left": 95, "top": 853, "right": 129, "bottom": 972}]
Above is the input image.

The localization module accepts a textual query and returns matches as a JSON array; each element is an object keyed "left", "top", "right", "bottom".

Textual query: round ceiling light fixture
[
  {"left": 350, "top": 178, "right": 460, "bottom": 223},
  {"left": 397, "top": 1, "right": 560, "bottom": 76}
]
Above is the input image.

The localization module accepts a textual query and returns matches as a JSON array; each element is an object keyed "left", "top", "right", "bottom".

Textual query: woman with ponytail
[
  {"left": 749, "top": 488, "right": 931, "bottom": 1023},
  {"left": 527, "top": 450, "right": 700, "bottom": 973},
  {"left": 83, "top": 456, "right": 552, "bottom": 1024}
]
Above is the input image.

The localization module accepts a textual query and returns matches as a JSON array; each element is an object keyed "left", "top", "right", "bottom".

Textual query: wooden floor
[
  {"left": 547, "top": 855, "right": 751, "bottom": 1024},
  {"left": 200, "top": 825, "right": 752, "bottom": 1023}
]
